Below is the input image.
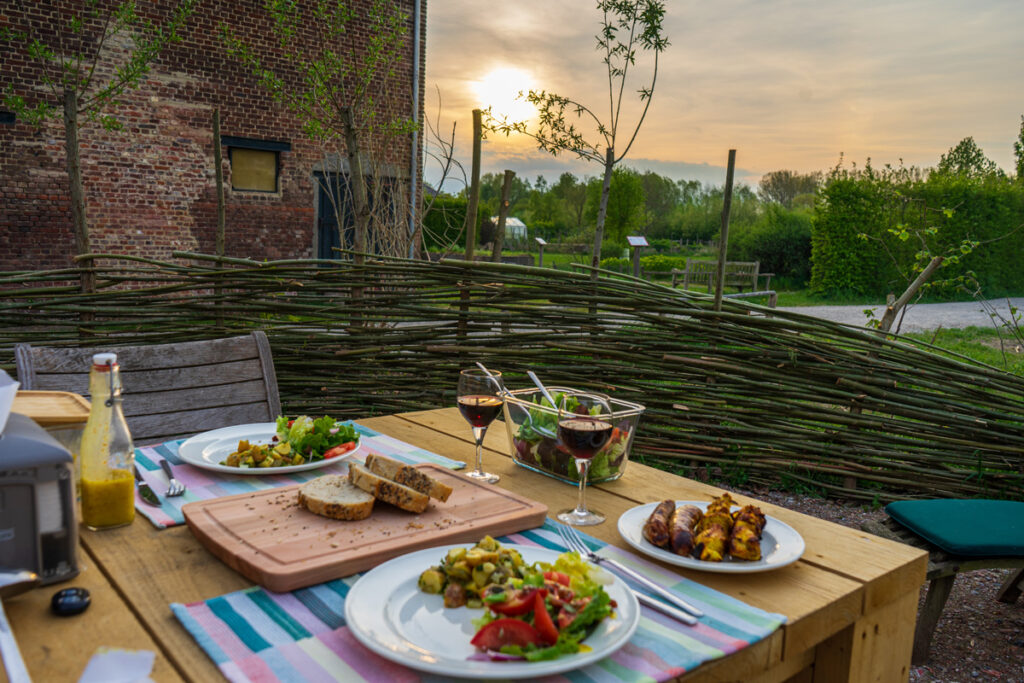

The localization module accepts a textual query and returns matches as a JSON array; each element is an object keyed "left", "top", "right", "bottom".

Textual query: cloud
[{"left": 426, "top": 0, "right": 1024, "bottom": 181}]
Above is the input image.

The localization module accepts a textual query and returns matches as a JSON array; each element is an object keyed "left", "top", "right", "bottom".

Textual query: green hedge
[
  {"left": 598, "top": 254, "right": 688, "bottom": 274},
  {"left": 811, "top": 168, "right": 1024, "bottom": 297},
  {"left": 730, "top": 205, "right": 813, "bottom": 286}
]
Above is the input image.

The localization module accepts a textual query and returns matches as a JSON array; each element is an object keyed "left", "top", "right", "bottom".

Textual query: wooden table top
[{"left": 2, "top": 408, "right": 927, "bottom": 683}]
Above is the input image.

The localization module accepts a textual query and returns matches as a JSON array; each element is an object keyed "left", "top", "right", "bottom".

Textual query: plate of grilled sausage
[{"left": 616, "top": 493, "right": 805, "bottom": 573}]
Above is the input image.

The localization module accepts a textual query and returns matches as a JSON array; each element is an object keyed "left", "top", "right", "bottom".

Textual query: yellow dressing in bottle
[
  {"left": 80, "top": 469, "right": 135, "bottom": 528},
  {"left": 79, "top": 353, "right": 136, "bottom": 530}
]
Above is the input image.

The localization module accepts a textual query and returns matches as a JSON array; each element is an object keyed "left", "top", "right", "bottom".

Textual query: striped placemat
[
  {"left": 171, "top": 519, "right": 786, "bottom": 682},
  {"left": 134, "top": 422, "right": 465, "bottom": 528}
]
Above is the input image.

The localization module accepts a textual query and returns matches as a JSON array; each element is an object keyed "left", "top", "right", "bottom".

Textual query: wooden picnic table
[{"left": 2, "top": 408, "right": 926, "bottom": 683}]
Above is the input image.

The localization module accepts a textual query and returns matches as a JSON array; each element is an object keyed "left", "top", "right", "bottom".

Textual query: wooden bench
[
  {"left": 670, "top": 259, "right": 773, "bottom": 292},
  {"left": 862, "top": 517, "right": 1024, "bottom": 664}
]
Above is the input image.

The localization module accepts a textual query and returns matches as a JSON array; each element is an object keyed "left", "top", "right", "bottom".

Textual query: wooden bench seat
[
  {"left": 862, "top": 517, "right": 1024, "bottom": 664},
  {"left": 670, "top": 259, "right": 773, "bottom": 292},
  {"left": 15, "top": 332, "right": 281, "bottom": 443}
]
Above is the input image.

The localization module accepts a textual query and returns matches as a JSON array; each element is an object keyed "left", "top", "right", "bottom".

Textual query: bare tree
[{"left": 486, "top": 0, "right": 668, "bottom": 276}]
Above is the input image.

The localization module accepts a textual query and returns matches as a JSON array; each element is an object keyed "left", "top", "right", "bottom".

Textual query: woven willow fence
[{"left": 2, "top": 252, "right": 1022, "bottom": 503}]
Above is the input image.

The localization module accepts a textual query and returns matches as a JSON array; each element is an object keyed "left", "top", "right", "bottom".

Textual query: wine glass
[
  {"left": 557, "top": 392, "right": 614, "bottom": 526},
  {"left": 457, "top": 368, "right": 504, "bottom": 483}
]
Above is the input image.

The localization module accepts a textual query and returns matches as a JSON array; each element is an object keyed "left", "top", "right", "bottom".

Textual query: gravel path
[
  {"left": 776, "top": 297, "right": 1024, "bottom": 333},
  {"left": 722, "top": 484, "right": 1024, "bottom": 682}
]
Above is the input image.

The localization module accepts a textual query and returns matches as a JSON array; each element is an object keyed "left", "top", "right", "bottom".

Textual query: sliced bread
[
  {"left": 349, "top": 461, "right": 430, "bottom": 514},
  {"left": 365, "top": 453, "right": 453, "bottom": 502},
  {"left": 297, "top": 474, "right": 375, "bottom": 521}
]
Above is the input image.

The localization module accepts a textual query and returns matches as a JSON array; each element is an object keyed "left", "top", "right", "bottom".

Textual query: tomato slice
[
  {"left": 470, "top": 618, "right": 543, "bottom": 650},
  {"left": 489, "top": 588, "right": 543, "bottom": 616},
  {"left": 532, "top": 591, "right": 559, "bottom": 645},
  {"left": 322, "top": 442, "right": 356, "bottom": 459},
  {"left": 543, "top": 571, "right": 571, "bottom": 586},
  {"left": 557, "top": 607, "right": 576, "bottom": 631}
]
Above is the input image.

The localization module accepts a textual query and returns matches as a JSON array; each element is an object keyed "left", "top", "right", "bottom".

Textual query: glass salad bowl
[{"left": 502, "top": 386, "right": 645, "bottom": 485}]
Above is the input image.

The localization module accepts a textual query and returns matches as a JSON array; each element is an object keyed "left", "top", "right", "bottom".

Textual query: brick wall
[{"left": 0, "top": 0, "right": 427, "bottom": 269}]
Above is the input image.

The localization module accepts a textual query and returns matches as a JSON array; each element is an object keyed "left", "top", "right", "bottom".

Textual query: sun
[{"left": 474, "top": 67, "right": 536, "bottom": 122}]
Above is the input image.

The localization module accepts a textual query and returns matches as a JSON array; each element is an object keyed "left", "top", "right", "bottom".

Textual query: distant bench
[
  {"left": 670, "top": 259, "right": 777, "bottom": 307},
  {"left": 670, "top": 259, "right": 772, "bottom": 292}
]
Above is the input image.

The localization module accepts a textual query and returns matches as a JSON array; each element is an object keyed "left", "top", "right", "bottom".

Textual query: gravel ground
[
  {"left": 720, "top": 483, "right": 1024, "bottom": 682},
  {"left": 775, "top": 297, "right": 1024, "bottom": 334}
]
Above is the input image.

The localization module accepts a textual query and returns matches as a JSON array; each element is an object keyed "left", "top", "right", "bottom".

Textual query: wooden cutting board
[
  {"left": 13, "top": 390, "right": 91, "bottom": 425},
  {"left": 183, "top": 464, "right": 549, "bottom": 592}
]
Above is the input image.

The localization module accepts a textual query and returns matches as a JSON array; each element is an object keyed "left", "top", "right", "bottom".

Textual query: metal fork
[
  {"left": 556, "top": 523, "right": 704, "bottom": 619},
  {"left": 159, "top": 459, "right": 186, "bottom": 497}
]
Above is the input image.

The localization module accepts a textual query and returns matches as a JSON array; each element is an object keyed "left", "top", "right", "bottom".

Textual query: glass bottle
[{"left": 79, "top": 352, "right": 135, "bottom": 530}]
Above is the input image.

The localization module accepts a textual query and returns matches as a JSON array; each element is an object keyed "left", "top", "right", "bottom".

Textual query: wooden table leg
[
  {"left": 812, "top": 590, "right": 919, "bottom": 683},
  {"left": 913, "top": 574, "right": 955, "bottom": 665},
  {"left": 997, "top": 568, "right": 1024, "bottom": 603}
]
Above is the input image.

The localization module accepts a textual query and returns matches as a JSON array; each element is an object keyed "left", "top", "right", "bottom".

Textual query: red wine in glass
[
  {"left": 557, "top": 417, "right": 613, "bottom": 459},
  {"left": 458, "top": 395, "right": 503, "bottom": 428}
]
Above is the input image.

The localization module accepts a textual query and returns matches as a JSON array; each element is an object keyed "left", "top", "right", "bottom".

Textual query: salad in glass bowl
[{"left": 502, "top": 387, "right": 644, "bottom": 484}]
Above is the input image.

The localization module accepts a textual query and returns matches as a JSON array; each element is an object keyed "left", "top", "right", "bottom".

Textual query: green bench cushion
[{"left": 886, "top": 499, "right": 1024, "bottom": 557}]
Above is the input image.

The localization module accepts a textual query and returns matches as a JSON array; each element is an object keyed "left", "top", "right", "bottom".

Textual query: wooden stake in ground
[
  {"left": 491, "top": 170, "right": 515, "bottom": 262},
  {"left": 714, "top": 150, "right": 737, "bottom": 312},
  {"left": 464, "top": 109, "right": 483, "bottom": 261}
]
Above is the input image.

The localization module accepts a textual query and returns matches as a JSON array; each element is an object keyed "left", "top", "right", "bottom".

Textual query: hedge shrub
[
  {"left": 810, "top": 167, "right": 1024, "bottom": 297},
  {"left": 731, "top": 205, "right": 813, "bottom": 286}
]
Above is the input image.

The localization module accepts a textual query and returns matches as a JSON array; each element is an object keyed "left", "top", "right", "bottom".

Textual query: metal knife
[
  {"left": 633, "top": 589, "right": 698, "bottom": 625},
  {"left": 133, "top": 464, "right": 161, "bottom": 506}
]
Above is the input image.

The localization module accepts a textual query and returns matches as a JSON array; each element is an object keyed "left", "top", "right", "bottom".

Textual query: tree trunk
[
  {"left": 590, "top": 146, "right": 615, "bottom": 280},
  {"left": 341, "top": 107, "right": 370, "bottom": 265},
  {"left": 212, "top": 108, "right": 226, "bottom": 330},
  {"left": 213, "top": 108, "right": 225, "bottom": 256},
  {"left": 490, "top": 169, "right": 514, "bottom": 262},
  {"left": 64, "top": 88, "right": 94, "bottom": 299}
]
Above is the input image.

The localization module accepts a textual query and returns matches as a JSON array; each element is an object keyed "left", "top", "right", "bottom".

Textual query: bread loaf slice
[
  {"left": 349, "top": 461, "right": 430, "bottom": 514},
  {"left": 365, "top": 453, "right": 453, "bottom": 502},
  {"left": 297, "top": 474, "right": 375, "bottom": 521}
]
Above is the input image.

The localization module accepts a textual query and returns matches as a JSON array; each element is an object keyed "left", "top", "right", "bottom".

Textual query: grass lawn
[{"left": 904, "top": 326, "right": 1024, "bottom": 375}]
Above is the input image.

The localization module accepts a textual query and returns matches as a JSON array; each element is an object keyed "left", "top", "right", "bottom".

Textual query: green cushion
[{"left": 886, "top": 499, "right": 1024, "bottom": 557}]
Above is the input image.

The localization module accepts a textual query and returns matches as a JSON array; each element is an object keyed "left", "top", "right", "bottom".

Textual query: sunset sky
[{"left": 424, "top": 0, "right": 1024, "bottom": 190}]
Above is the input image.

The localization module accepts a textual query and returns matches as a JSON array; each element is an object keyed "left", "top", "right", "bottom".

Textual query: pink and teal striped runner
[
  {"left": 134, "top": 422, "right": 465, "bottom": 528},
  {"left": 172, "top": 519, "right": 786, "bottom": 682}
]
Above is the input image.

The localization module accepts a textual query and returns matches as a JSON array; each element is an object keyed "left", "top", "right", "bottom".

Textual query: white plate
[
  {"left": 176, "top": 422, "right": 360, "bottom": 475},
  {"left": 345, "top": 544, "right": 641, "bottom": 679},
  {"left": 618, "top": 501, "right": 805, "bottom": 573}
]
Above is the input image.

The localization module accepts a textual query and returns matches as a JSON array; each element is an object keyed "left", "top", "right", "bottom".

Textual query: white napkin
[
  {"left": 0, "top": 369, "right": 18, "bottom": 434},
  {"left": 78, "top": 648, "right": 155, "bottom": 683}
]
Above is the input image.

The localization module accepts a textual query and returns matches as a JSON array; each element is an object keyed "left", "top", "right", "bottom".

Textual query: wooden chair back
[{"left": 15, "top": 332, "right": 281, "bottom": 444}]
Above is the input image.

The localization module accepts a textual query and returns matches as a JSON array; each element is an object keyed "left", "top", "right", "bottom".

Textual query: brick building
[{"left": 0, "top": 0, "right": 427, "bottom": 270}]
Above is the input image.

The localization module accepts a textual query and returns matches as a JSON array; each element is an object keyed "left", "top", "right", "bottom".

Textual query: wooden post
[
  {"left": 491, "top": 169, "right": 514, "bottom": 262},
  {"left": 464, "top": 109, "right": 482, "bottom": 261},
  {"left": 538, "top": 242, "right": 545, "bottom": 267},
  {"left": 713, "top": 150, "right": 736, "bottom": 312},
  {"left": 632, "top": 245, "right": 642, "bottom": 277}
]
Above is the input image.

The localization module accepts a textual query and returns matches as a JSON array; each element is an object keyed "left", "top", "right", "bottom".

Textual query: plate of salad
[
  {"left": 176, "top": 416, "right": 361, "bottom": 475},
  {"left": 344, "top": 539, "right": 640, "bottom": 679}
]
